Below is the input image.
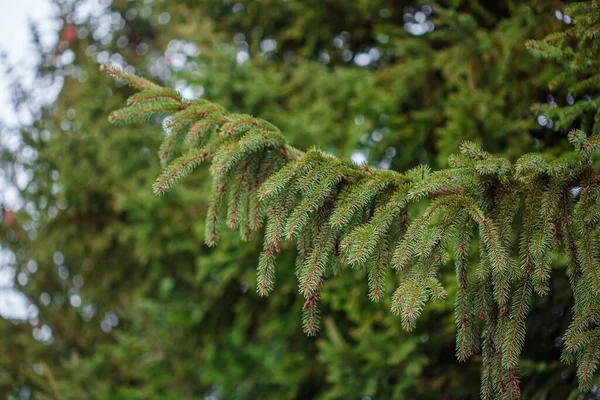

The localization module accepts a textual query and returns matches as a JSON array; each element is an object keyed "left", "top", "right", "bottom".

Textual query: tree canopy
[{"left": 2, "top": 1, "right": 600, "bottom": 399}]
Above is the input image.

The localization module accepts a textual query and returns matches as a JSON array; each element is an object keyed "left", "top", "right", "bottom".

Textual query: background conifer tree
[{"left": 2, "top": 1, "right": 600, "bottom": 399}]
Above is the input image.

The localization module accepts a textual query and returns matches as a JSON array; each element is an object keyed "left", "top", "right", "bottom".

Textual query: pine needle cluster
[{"left": 100, "top": 3, "right": 600, "bottom": 397}]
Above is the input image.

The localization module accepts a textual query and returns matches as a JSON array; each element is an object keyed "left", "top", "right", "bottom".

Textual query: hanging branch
[{"left": 99, "top": 3, "right": 600, "bottom": 396}]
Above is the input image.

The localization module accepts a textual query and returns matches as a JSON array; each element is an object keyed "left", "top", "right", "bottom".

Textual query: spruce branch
[{"left": 103, "top": 61, "right": 600, "bottom": 398}]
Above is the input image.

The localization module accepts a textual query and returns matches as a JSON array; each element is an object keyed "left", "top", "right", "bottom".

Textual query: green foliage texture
[{"left": 2, "top": 1, "right": 600, "bottom": 399}]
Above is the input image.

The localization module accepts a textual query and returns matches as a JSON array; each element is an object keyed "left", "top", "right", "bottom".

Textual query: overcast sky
[
  {"left": 0, "top": 0, "right": 53, "bottom": 61},
  {"left": 0, "top": 0, "right": 55, "bottom": 320},
  {"left": 0, "top": 0, "right": 56, "bottom": 126}
]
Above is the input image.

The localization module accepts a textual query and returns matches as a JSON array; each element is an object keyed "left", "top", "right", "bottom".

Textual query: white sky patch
[
  {"left": 0, "top": 0, "right": 57, "bottom": 322},
  {"left": 350, "top": 151, "right": 368, "bottom": 165},
  {"left": 0, "top": 0, "right": 58, "bottom": 126},
  {"left": 354, "top": 53, "right": 371, "bottom": 67}
]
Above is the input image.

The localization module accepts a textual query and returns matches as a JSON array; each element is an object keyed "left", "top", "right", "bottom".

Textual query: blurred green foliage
[{"left": 0, "top": 0, "right": 595, "bottom": 398}]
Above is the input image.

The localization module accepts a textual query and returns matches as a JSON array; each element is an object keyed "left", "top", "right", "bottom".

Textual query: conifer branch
[{"left": 103, "top": 19, "right": 600, "bottom": 393}]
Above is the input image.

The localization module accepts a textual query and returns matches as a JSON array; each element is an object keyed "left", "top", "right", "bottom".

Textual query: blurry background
[{"left": 0, "top": 0, "right": 588, "bottom": 399}]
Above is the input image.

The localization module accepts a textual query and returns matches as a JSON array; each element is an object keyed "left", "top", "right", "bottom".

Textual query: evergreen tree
[
  {"left": 3, "top": 0, "right": 599, "bottom": 399},
  {"left": 101, "top": 1, "right": 600, "bottom": 398}
]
